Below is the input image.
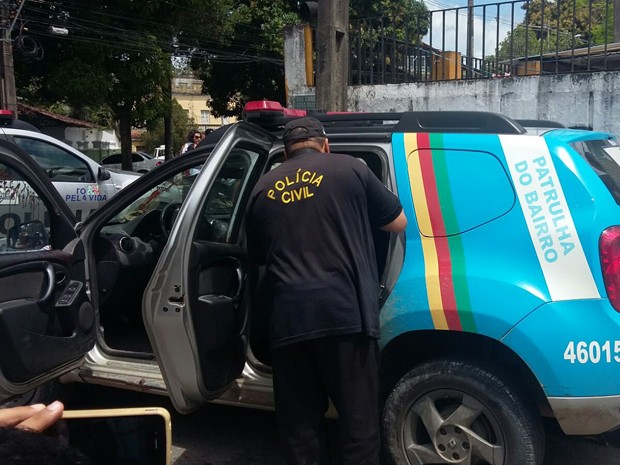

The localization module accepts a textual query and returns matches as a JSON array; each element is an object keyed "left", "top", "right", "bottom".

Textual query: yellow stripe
[{"left": 404, "top": 134, "right": 449, "bottom": 330}]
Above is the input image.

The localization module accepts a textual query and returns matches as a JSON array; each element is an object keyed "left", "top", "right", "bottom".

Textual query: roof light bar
[
  {"left": 243, "top": 100, "right": 307, "bottom": 127},
  {"left": 0, "top": 110, "right": 14, "bottom": 120}
]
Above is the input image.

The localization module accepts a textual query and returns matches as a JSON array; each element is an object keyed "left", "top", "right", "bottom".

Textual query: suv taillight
[{"left": 600, "top": 226, "right": 620, "bottom": 311}]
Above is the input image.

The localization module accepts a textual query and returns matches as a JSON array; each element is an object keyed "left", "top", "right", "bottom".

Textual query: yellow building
[
  {"left": 132, "top": 76, "right": 238, "bottom": 153},
  {"left": 172, "top": 77, "right": 236, "bottom": 133}
]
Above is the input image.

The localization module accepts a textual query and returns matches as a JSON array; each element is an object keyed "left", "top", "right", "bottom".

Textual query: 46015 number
[{"left": 563, "top": 341, "right": 620, "bottom": 364}]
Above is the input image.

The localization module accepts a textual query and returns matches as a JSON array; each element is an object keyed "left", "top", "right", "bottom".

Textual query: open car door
[
  {"left": 143, "top": 122, "right": 274, "bottom": 413},
  {"left": 0, "top": 139, "right": 95, "bottom": 404}
]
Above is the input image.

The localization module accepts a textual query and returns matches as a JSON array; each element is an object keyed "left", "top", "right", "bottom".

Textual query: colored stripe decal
[
  {"left": 406, "top": 133, "right": 449, "bottom": 329},
  {"left": 405, "top": 133, "right": 470, "bottom": 331},
  {"left": 430, "top": 134, "right": 474, "bottom": 331},
  {"left": 501, "top": 135, "right": 600, "bottom": 300},
  {"left": 419, "top": 137, "right": 460, "bottom": 328}
]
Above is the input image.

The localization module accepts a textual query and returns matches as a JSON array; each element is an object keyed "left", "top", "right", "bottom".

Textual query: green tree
[
  {"left": 495, "top": 23, "right": 575, "bottom": 61},
  {"left": 351, "top": 0, "right": 430, "bottom": 40},
  {"left": 492, "top": 0, "right": 612, "bottom": 67},
  {"left": 15, "top": 0, "right": 239, "bottom": 169},
  {"left": 522, "top": 0, "right": 612, "bottom": 47},
  {"left": 141, "top": 100, "right": 194, "bottom": 155},
  {"left": 348, "top": 0, "right": 430, "bottom": 83},
  {"left": 196, "top": 0, "right": 300, "bottom": 117}
]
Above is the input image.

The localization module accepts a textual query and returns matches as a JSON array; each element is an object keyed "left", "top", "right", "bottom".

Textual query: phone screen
[{"left": 47, "top": 409, "right": 170, "bottom": 465}]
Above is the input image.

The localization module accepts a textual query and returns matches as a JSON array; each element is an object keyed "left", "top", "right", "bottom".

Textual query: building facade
[{"left": 172, "top": 77, "right": 236, "bottom": 134}]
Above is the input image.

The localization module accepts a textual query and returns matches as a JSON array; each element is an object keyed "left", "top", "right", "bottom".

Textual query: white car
[
  {"left": 0, "top": 122, "right": 139, "bottom": 226},
  {"left": 101, "top": 152, "right": 163, "bottom": 173}
]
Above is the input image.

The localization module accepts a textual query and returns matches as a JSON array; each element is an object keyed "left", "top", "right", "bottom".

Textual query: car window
[
  {"left": 12, "top": 136, "right": 94, "bottom": 183},
  {"left": 196, "top": 148, "right": 261, "bottom": 244},
  {"left": 0, "top": 162, "right": 51, "bottom": 253},
  {"left": 131, "top": 154, "right": 142, "bottom": 162},
  {"left": 99, "top": 149, "right": 259, "bottom": 246},
  {"left": 571, "top": 139, "right": 620, "bottom": 204},
  {"left": 102, "top": 154, "right": 121, "bottom": 164},
  {"left": 104, "top": 171, "right": 191, "bottom": 228}
]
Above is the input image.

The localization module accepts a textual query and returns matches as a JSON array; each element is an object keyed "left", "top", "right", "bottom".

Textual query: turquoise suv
[{"left": 0, "top": 103, "right": 619, "bottom": 465}]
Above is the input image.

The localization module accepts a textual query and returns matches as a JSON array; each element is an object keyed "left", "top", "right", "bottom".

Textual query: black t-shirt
[{"left": 246, "top": 148, "right": 403, "bottom": 348}]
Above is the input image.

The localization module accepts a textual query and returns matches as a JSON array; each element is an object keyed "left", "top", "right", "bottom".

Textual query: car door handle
[
  {"left": 231, "top": 261, "right": 243, "bottom": 303},
  {"left": 39, "top": 263, "right": 56, "bottom": 305},
  {"left": 203, "top": 256, "right": 244, "bottom": 303}
]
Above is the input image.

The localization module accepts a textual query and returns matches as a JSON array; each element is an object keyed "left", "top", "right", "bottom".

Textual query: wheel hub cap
[{"left": 434, "top": 424, "right": 470, "bottom": 462}]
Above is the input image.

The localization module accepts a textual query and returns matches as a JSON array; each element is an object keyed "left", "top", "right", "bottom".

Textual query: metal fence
[{"left": 349, "top": 0, "right": 619, "bottom": 85}]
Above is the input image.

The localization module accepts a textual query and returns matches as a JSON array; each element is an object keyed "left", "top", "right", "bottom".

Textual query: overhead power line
[{"left": 18, "top": 2, "right": 286, "bottom": 66}]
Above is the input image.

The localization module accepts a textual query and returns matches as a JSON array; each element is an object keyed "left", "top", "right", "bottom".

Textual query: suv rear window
[{"left": 571, "top": 139, "right": 620, "bottom": 204}]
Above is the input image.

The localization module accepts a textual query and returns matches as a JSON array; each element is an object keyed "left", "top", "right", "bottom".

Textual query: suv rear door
[{"left": 0, "top": 139, "right": 96, "bottom": 403}]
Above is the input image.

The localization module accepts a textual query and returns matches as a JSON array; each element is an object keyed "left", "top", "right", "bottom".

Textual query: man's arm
[
  {"left": 380, "top": 209, "right": 407, "bottom": 233},
  {"left": 363, "top": 167, "right": 407, "bottom": 233}
]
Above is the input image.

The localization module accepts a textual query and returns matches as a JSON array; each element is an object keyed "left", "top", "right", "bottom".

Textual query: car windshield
[{"left": 107, "top": 173, "right": 191, "bottom": 225}]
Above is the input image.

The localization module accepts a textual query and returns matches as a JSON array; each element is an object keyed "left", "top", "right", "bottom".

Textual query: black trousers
[{"left": 272, "top": 333, "right": 380, "bottom": 465}]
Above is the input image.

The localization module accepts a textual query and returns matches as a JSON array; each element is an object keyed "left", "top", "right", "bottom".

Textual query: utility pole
[
  {"left": 164, "top": 78, "right": 173, "bottom": 160},
  {"left": 615, "top": 0, "right": 620, "bottom": 42},
  {"left": 466, "top": 0, "right": 474, "bottom": 79},
  {"left": 164, "top": 34, "right": 175, "bottom": 161},
  {"left": 315, "top": 0, "right": 349, "bottom": 111},
  {"left": 0, "top": 0, "right": 17, "bottom": 114}
]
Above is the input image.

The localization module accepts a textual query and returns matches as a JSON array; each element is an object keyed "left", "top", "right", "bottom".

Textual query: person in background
[
  {"left": 180, "top": 129, "right": 202, "bottom": 155},
  {"left": 246, "top": 116, "right": 407, "bottom": 465}
]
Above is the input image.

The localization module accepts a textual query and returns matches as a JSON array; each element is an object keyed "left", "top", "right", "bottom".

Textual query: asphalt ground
[{"left": 63, "top": 383, "right": 620, "bottom": 465}]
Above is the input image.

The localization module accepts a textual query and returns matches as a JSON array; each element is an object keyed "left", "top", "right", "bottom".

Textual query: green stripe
[{"left": 430, "top": 133, "right": 477, "bottom": 332}]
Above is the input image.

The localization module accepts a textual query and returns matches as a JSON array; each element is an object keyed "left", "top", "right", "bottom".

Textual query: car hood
[{"left": 107, "top": 168, "right": 141, "bottom": 188}]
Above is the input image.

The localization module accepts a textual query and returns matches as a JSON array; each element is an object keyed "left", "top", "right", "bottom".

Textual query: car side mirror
[
  {"left": 7, "top": 220, "right": 49, "bottom": 251},
  {"left": 98, "top": 167, "right": 111, "bottom": 181}
]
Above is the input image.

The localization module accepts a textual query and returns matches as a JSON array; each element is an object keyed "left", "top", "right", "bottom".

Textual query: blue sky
[{"left": 422, "top": 0, "right": 526, "bottom": 58}]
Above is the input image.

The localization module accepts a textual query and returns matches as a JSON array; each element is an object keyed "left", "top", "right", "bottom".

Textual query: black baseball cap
[{"left": 282, "top": 117, "right": 327, "bottom": 144}]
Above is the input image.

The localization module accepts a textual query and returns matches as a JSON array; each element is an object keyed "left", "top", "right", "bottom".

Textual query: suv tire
[{"left": 382, "top": 359, "right": 544, "bottom": 465}]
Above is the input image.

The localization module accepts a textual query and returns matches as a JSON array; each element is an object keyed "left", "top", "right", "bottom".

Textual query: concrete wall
[
  {"left": 284, "top": 25, "right": 620, "bottom": 135},
  {"left": 348, "top": 72, "right": 620, "bottom": 135}
]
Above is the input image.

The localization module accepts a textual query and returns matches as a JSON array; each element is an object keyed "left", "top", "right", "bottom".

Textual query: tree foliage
[
  {"left": 494, "top": 0, "right": 613, "bottom": 62},
  {"left": 15, "top": 0, "right": 238, "bottom": 169},
  {"left": 199, "top": 0, "right": 430, "bottom": 117},
  {"left": 196, "top": 0, "right": 300, "bottom": 117},
  {"left": 140, "top": 100, "right": 193, "bottom": 155},
  {"left": 495, "top": 23, "right": 576, "bottom": 60},
  {"left": 523, "top": 0, "right": 613, "bottom": 45},
  {"left": 351, "top": 0, "right": 430, "bottom": 41}
]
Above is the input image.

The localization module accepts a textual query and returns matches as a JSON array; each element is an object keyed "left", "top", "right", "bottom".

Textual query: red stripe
[
  {"left": 417, "top": 134, "right": 462, "bottom": 330},
  {"left": 418, "top": 135, "right": 445, "bottom": 236}
]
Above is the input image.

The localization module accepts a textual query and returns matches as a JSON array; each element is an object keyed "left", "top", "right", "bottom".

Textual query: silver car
[{"left": 101, "top": 151, "right": 163, "bottom": 173}]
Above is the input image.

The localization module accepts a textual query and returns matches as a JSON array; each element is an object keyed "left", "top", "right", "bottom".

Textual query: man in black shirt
[{"left": 246, "top": 117, "right": 407, "bottom": 465}]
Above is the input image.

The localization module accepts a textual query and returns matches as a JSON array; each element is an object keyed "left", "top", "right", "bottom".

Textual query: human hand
[{"left": 0, "top": 401, "right": 64, "bottom": 432}]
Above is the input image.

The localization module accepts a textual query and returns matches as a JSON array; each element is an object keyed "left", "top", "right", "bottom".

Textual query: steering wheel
[{"left": 159, "top": 203, "right": 182, "bottom": 238}]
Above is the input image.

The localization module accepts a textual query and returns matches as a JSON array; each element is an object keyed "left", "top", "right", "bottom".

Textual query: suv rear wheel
[{"left": 382, "top": 359, "right": 544, "bottom": 465}]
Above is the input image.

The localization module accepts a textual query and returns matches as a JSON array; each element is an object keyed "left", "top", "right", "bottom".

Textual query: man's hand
[{"left": 0, "top": 401, "right": 64, "bottom": 432}]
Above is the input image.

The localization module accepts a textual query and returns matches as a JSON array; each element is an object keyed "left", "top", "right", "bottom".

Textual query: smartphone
[{"left": 49, "top": 407, "right": 172, "bottom": 465}]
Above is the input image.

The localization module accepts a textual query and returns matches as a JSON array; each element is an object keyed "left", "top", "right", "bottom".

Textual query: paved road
[{"left": 64, "top": 384, "right": 620, "bottom": 465}]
